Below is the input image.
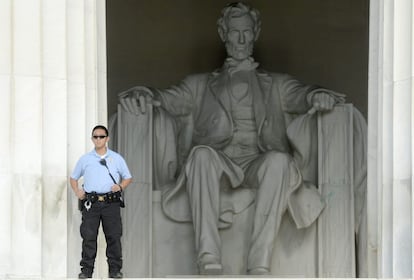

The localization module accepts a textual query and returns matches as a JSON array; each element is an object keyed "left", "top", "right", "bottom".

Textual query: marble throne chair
[{"left": 108, "top": 103, "right": 367, "bottom": 278}]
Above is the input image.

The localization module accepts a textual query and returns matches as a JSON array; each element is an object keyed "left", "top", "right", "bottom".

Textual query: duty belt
[
  {"left": 85, "top": 191, "right": 122, "bottom": 203},
  {"left": 81, "top": 191, "right": 123, "bottom": 211}
]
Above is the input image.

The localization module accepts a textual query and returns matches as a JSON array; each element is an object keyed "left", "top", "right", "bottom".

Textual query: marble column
[
  {"left": 368, "top": 0, "right": 414, "bottom": 277},
  {"left": 0, "top": 0, "right": 107, "bottom": 278}
]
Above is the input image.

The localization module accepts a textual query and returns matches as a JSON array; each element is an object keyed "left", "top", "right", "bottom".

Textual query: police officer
[{"left": 70, "top": 125, "right": 132, "bottom": 279}]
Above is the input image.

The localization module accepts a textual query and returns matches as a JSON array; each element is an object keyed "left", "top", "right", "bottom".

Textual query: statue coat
[{"left": 156, "top": 67, "right": 334, "bottom": 229}]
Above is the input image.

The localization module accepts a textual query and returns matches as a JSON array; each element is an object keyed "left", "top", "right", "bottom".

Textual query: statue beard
[{"left": 225, "top": 42, "right": 254, "bottom": 61}]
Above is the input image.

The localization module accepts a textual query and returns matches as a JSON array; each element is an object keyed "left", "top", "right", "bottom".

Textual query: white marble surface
[
  {"left": 367, "top": 0, "right": 414, "bottom": 277},
  {"left": 0, "top": 0, "right": 107, "bottom": 278}
]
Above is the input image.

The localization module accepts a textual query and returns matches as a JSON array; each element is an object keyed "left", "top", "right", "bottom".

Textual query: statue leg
[
  {"left": 244, "top": 151, "right": 296, "bottom": 274},
  {"left": 184, "top": 146, "right": 230, "bottom": 274}
]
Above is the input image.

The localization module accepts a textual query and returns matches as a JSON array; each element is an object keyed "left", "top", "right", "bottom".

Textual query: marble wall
[
  {"left": 0, "top": 0, "right": 107, "bottom": 278},
  {"left": 367, "top": 0, "right": 414, "bottom": 277}
]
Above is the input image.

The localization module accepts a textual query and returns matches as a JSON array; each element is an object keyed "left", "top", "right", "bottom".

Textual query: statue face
[{"left": 224, "top": 14, "right": 255, "bottom": 61}]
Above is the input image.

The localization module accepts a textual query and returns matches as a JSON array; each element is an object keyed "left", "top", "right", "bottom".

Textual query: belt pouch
[{"left": 78, "top": 199, "right": 85, "bottom": 211}]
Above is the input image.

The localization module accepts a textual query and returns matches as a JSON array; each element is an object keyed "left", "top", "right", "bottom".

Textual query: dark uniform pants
[{"left": 80, "top": 201, "right": 122, "bottom": 274}]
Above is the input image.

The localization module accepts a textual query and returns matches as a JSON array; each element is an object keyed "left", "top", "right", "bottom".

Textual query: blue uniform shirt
[{"left": 71, "top": 148, "right": 132, "bottom": 193}]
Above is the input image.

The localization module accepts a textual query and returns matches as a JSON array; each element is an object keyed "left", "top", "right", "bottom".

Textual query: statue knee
[
  {"left": 185, "top": 146, "right": 223, "bottom": 185},
  {"left": 188, "top": 146, "right": 217, "bottom": 162}
]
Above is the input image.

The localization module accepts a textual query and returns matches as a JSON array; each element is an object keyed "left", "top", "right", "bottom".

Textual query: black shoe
[
  {"left": 109, "top": 271, "right": 123, "bottom": 278},
  {"left": 78, "top": 272, "right": 92, "bottom": 279}
]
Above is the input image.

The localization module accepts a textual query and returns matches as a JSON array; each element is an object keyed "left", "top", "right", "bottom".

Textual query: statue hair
[{"left": 217, "top": 2, "right": 261, "bottom": 41}]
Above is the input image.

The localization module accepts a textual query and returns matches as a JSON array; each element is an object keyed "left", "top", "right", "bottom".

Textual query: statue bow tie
[{"left": 225, "top": 57, "right": 259, "bottom": 75}]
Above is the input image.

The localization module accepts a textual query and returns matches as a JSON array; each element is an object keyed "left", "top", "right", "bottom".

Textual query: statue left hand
[{"left": 311, "top": 92, "right": 336, "bottom": 112}]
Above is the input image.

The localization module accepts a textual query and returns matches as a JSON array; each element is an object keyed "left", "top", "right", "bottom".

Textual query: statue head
[{"left": 217, "top": 2, "right": 261, "bottom": 61}]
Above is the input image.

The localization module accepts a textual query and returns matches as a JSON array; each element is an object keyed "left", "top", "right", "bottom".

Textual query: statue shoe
[
  {"left": 198, "top": 253, "right": 223, "bottom": 275},
  {"left": 248, "top": 267, "right": 270, "bottom": 275}
]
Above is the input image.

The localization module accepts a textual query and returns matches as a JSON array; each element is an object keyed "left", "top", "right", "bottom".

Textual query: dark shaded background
[{"left": 106, "top": 0, "right": 369, "bottom": 118}]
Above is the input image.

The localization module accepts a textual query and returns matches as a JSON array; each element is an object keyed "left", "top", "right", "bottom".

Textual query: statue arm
[
  {"left": 118, "top": 75, "right": 201, "bottom": 118},
  {"left": 152, "top": 81, "right": 195, "bottom": 117},
  {"left": 154, "top": 73, "right": 209, "bottom": 117},
  {"left": 275, "top": 73, "right": 345, "bottom": 114}
]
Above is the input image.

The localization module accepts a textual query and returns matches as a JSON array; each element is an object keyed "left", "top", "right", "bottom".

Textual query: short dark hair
[{"left": 92, "top": 125, "right": 108, "bottom": 136}]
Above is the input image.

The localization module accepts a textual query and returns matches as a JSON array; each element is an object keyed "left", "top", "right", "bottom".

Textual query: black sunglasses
[{"left": 92, "top": 135, "right": 107, "bottom": 139}]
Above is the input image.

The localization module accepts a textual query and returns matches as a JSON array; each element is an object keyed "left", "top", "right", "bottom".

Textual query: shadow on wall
[{"left": 106, "top": 0, "right": 369, "bottom": 119}]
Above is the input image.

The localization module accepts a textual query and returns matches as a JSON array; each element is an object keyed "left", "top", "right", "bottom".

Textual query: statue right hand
[{"left": 118, "top": 86, "right": 160, "bottom": 115}]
